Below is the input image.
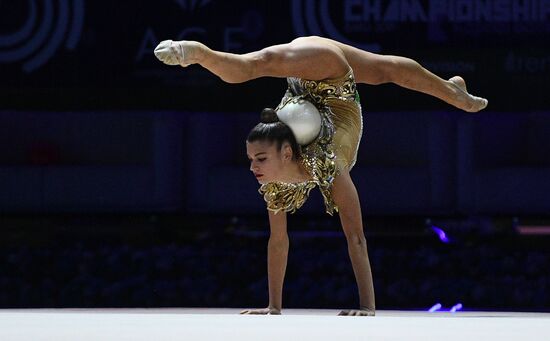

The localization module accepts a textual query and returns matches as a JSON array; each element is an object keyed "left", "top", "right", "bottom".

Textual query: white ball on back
[{"left": 276, "top": 98, "right": 321, "bottom": 145}]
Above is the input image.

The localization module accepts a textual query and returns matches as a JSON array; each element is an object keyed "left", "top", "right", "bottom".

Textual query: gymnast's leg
[
  {"left": 154, "top": 38, "right": 350, "bottom": 83},
  {"left": 292, "top": 36, "right": 488, "bottom": 113},
  {"left": 155, "top": 37, "right": 487, "bottom": 112}
]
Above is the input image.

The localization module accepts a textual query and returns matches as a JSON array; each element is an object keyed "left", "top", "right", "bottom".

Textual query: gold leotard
[{"left": 259, "top": 68, "right": 363, "bottom": 215}]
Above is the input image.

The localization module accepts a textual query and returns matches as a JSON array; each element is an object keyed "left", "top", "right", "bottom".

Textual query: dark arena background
[{"left": 1, "top": 1, "right": 550, "bottom": 339}]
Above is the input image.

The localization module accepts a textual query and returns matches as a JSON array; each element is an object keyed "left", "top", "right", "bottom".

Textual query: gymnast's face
[{"left": 246, "top": 140, "right": 293, "bottom": 184}]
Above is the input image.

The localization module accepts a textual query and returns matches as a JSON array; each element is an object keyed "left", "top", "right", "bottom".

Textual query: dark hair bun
[{"left": 260, "top": 108, "right": 279, "bottom": 124}]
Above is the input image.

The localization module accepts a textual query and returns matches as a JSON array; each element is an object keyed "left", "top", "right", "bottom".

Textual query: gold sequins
[{"left": 260, "top": 69, "right": 358, "bottom": 215}]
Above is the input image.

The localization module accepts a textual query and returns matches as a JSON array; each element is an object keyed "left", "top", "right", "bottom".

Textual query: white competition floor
[{"left": 1, "top": 308, "right": 549, "bottom": 341}]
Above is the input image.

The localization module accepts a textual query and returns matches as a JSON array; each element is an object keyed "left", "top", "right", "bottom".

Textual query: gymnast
[{"left": 154, "top": 36, "right": 488, "bottom": 316}]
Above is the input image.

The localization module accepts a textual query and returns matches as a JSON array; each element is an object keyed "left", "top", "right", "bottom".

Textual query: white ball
[{"left": 276, "top": 99, "right": 322, "bottom": 145}]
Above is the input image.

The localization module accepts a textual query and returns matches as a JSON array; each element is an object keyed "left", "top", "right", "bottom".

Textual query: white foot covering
[
  {"left": 154, "top": 40, "right": 194, "bottom": 67},
  {"left": 154, "top": 40, "right": 178, "bottom": 65},
  {"left": 468, "top": 95, "right": 488, "bottom": 112},
  {"left": 449, "top": 76, "right": 488, "bottom": 113}
]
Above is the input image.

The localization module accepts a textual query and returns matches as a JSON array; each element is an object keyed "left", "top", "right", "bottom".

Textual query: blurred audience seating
[
  {"left": 353, "top": 112, "right": 456, "bottom": 215},
  {"left": 2, "top": 110, "right": 550, "bottom": 215},
  {"left": 0, "top": 111, "right": 183, "bottom": 212},
  {"left": 457, "top": 112, "right": 550, "bottom": 215}
]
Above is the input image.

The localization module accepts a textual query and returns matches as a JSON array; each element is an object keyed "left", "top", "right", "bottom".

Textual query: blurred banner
[{"left": 1, "top": 0, "right": 549, "bottom": 112}]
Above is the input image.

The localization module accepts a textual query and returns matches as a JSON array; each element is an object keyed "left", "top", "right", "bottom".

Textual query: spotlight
[
  {"left": 450, "top": 303, "right": 463, "bottom": 313},
  {"left": 428, "top": 303, "right": 442, "bottom": 312},
  {"left": 431, "top": 226, "right": 450, "bottom": 243}
]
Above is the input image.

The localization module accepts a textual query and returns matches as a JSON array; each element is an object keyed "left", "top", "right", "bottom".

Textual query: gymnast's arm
[
  {"left": 240, "top": 209, "right": 288, "bottom": 315},
  {"left": 265, "top": 210, "right": 289, "bottom": 313}
]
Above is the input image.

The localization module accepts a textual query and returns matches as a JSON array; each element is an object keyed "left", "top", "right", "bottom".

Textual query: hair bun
[{"left": 260, "top": 108, "right": 279, "bottom": 123}]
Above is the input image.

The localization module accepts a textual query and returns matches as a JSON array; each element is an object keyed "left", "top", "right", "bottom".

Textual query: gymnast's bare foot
[
  {"left": 240, "top": 307, "right": 281, "bottom": 315},
  {"left": 449, "top": 76, "right": 488, "bottom": 113},
  {"left": 154, "top": 40, "right": 206, "bottom": 67},
  {"left": 338, "top": 308, "right": 375, "bottom": 316}
]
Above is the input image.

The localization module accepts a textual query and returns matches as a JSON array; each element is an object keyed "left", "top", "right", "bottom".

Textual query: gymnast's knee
[{"left": 250, "top": 48, "right": 285, "bottom": 78}]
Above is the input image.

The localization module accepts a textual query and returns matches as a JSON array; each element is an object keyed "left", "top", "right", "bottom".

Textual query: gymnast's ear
[{"left": 281, "top": 142, "right": 293, "bottom": 161}]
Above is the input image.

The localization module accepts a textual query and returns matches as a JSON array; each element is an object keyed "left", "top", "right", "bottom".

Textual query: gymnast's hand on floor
[
  {"left": 338, "top": 308, "right": 375, "bottom": 316},
  {"left": 240, "top": 307, "right": 281, "bottom": 315}
]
